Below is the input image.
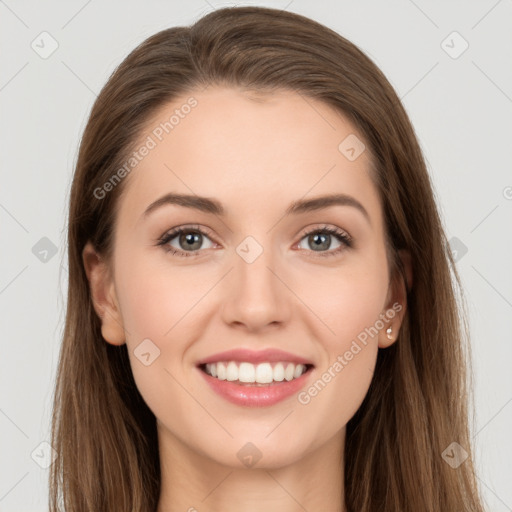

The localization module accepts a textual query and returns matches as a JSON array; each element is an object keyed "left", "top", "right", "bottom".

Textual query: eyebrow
[{"left": 142, "top": 192, "right": 370, "bottom": 223}]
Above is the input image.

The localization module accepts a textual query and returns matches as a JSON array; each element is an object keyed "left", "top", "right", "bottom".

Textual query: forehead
[{"left": 117, "top": 86, "right": 381, "bottom": 225}]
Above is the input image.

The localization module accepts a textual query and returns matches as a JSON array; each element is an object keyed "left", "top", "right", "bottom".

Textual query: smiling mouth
[{"left": 198, "top": 361, "right": 315, "bottom": 386}]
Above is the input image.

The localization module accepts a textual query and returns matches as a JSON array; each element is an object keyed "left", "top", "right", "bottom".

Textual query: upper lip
[{"left": 196, "top": 348, "right": 314, "bottom": 366}]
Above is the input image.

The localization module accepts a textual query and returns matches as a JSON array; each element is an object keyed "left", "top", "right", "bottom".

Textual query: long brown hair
[{"left": 50, "top": 6, "right": 486, "bottom": 511}]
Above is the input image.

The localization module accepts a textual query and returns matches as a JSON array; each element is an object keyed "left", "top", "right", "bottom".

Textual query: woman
[{"left": 49, "top": 6, "right": 486, "bottom": 511}]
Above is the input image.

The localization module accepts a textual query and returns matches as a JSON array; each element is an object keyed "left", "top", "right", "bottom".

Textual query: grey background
[{"left": 1, "top": 0, "right": 511, "bottom": 510}]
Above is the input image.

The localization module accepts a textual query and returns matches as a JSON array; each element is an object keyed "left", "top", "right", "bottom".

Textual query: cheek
[
  {"left": 116, "top": 251, "right": 207, "bottom": 342},
  {"left": 296, "top": 341, "right": 377, "bottom": 458},
  {"left": 294, "top": 258, "right": 387, "bottom": 412},
  {"left": 295, "top": 273, "right": 384, "bottom": 441},
  {"left": 302, "top": 260, "right": 389, "bottom": 348},
  {"left": 113, "top": 254, "right": 202, "bottom": 410}
]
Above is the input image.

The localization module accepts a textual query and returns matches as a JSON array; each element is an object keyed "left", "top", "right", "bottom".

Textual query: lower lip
[{"left": 197, "top": 366, "right": 314, "bottom": 407}]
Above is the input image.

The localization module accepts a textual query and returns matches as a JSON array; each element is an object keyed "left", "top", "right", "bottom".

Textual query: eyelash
[{"left": 156, "top": 224, "right": 353, "bottom": 258}]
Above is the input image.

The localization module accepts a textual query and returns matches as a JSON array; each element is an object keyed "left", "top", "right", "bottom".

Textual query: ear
[
  {"left": 378, "top": 249, "right": 412, "bottom": 348},
  {"left": 82, "top": 241, "right": 126, "bottom": 346}
]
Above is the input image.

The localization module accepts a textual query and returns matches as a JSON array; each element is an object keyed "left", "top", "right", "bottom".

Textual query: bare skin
[{"left": 83, "top": 86, "right": 410, "bottom": 512}]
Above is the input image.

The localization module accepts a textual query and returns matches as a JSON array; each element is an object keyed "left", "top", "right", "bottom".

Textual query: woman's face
[{"left": 85, "top": 86, "right": 406, "bottom": 469}]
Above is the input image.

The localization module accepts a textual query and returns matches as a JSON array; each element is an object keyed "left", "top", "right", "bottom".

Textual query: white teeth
[
  {"left": 239, "top": 362, "right": 255, "bottom": 383},
  {"left": 226, "top": 361, "right": 238, "bottom": 381},
  {"left": 205, "top": 363, "right": 217, "bottom": 378},
  {"left": 293, "top": 364, "right": 303, "bottom": 379},
  {"left": 284, "top": 363, "right": 295, "bottom": 381},
  {"left": 203, "top": 361, "right": 309, "bottom": 383},
  {"left": 273, "top": 363, "right": 285, "bottom": 382},
  {"left": 216, "top": 362, "right": 226, "bottom": 380},
  {"left": 255, "top": 362, "right": 273, "bottom": 384}
]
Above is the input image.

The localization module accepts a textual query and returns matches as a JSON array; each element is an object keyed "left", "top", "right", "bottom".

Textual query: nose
[{"left": 220, "top": 237, "right": 291, "bottom": 333}]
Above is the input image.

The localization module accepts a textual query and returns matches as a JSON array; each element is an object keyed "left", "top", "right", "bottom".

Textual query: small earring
[{"left": 386, "top": 326, "right": 393, "bottom": 340}]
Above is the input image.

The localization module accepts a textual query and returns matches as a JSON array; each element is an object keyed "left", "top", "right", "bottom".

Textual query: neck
[{"left": 156, "top": 426, "right": 346, "bottom": 512}]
